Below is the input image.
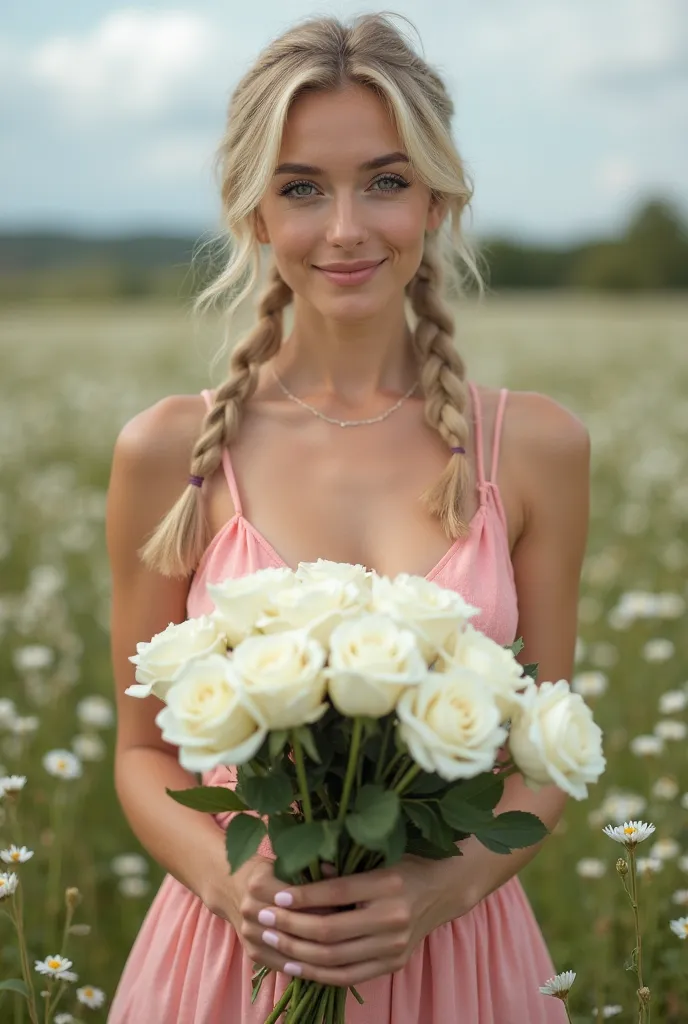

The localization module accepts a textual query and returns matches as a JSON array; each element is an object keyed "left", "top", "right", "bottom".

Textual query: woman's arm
[{"left": 107, "top": 396, "right": 235, "bottom": 909}]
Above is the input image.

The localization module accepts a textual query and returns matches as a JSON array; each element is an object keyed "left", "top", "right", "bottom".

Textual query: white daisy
[
  {"left": 0, "top": 872, "right": 19, "bottom": 899},
  {"left": 34, "top": 955, "right": 74, "bottom": 977},
  {"left": 539, "top": 969, "right": 576, "bottom": 998},
  {"left": 76, "top": 696, "right": 114, "bottom": 729},
  {"left": 76, "top": 985, "right": 106, "bottom": 1008},
  {"left": 13, "top": 644, "right": 54, "bottom": 672},
  {"left": 0, "top": 775, "right": 27, "bottom": 795},
  {"left": 678, "top": 855, "right": 688, "bottom": 873},
  {"left": 42, "top": 750, "right": 82, "bottom": 780},
  {"left": 669, "top": 917, "right": 688, "bottom": 939},
  {"left": 71, "top": 734, "right": 106, "bottom": 762},
  {"left": 671, "top": 890, "right": 688, "bottom": 906},
  {"left": 110, "top": 853, "right": 149, "bottom": 877},
  {"left": 571, "top": 671, "right": 608, "bottom": 698},
  {"left": 651, "top": 777, "right": 679, "bottom": 801},
  {"left": 602, "top": 821, "right": 656, "bottom": 848},
  {"left": 658, "top": 690, "right": 687, "bottom": 714},
  {"left": 118, "top": 876, "right": 150, "bottom": 898},
  {"left": 54, "top": 1014, "right": 75, "bottom": 1024},
  {"left": 642, "top": 638, "right": 675, "bottom": 662},
  {"left": 653, "top": 720, "right": 687, "bottom": 742},
  {"left": 650, "top": 838, "right": 680, "bottom": 861},
  {"left": 0, "top": 845, "right": 34, "bottom": 865},
  {"left": 575, "top": 858, "right": 607, "bottom": 879},
  {"left": 11, "top": 716, "right": 39, "bottom": 736},
  {"left": 681, "top": 793, "right": 688, "bottom": 812},
  {"left": 637, "top": 857, "right": 663, "bottom": 877},
  {"left": 629, "top": 734, "right": 664, "bottom": 757},
  {"left": 593, "top": 1006, "right": 623, "bottom": 1018}
]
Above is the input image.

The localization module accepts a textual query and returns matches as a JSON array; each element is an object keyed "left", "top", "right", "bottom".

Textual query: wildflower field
[{"left": 0, "top": 293, "right": 687, "bottom": 1023}]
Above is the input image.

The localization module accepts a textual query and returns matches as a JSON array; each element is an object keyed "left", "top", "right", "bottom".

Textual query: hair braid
[
  {"left": 139, "top": 262, "right": 292, "bottom": 577},
  {"left": 407, "top": 235, "right": 473, "bottom": 540}
]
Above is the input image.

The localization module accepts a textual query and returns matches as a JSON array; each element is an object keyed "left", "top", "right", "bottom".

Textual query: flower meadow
[{"left": 0, "top": 294, "right": 687, "bottom": 1022}]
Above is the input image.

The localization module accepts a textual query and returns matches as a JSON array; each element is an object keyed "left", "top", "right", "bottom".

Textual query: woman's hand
[{"left": 238, "top": 855, "right": 473, "bottom": 987}]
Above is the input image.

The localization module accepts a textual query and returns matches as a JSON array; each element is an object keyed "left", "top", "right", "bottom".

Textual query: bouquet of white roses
[{"left": 127, "top": 559, "right": 606, "bottom": 1024}]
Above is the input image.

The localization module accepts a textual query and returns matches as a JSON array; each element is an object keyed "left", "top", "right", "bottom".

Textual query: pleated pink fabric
[{"left": 108, "top": 381, "right": 566, "bottom": 1023}]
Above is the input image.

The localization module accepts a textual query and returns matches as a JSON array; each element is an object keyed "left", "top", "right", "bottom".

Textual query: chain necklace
[{"left": 272, "top": 366, "right": 420, "bottom": 427}]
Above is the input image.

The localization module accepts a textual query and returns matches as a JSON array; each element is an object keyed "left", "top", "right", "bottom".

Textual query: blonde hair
[{"left": 141, "top": 10, "right": 486, "bottom": 578}]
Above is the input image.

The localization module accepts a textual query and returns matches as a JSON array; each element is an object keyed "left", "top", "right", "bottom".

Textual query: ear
[
  {"left": 426, "top": 193, "right": 448, "bottom": 233},
  {"left": 254, "top": 207, "right": 270, "bottom": 245}
]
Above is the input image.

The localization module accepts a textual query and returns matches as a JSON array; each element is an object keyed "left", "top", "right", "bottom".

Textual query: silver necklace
[{"left": 272, "top": 367, "right": 419, "bottom": 427}]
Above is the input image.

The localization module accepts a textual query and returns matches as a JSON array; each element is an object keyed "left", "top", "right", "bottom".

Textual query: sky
[{"left": 2, "top": 0, "right": 687, "bottom": 244}]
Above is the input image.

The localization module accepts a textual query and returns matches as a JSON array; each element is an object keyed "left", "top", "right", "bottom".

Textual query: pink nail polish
[
  {"left": 274, "top": 891, "right": 293, "bottom": 908},
  {"left": 258, "top": 908, "right": 276, "bottom": 927},
  {"left": 262, "top": 930, "right": 280, "bottom": 948},
  {"left": 284, "top": 962, "right": 302, "bottom": 977}
]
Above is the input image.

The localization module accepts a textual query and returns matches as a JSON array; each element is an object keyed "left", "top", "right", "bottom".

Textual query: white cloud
[
  {"left": 26, "top": 9, "right": 217, "bottom": 123},
  {"left": 594, "top": 157, "right": 641, "bottom": 198}
]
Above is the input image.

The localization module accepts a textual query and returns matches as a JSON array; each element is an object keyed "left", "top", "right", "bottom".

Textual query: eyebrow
[{"left": 273, "top": 151, "right": 410, "bottom": 176}]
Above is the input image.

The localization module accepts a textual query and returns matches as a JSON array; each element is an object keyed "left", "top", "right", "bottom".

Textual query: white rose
[
  {"left": 126, "top": 615, "right": 226, "bottom": 700},
  {"left": 439, "top": 623, "right": 527, "bottom": 719},
  {"left": 255, "top": 578, "right": 368, "bottom": 647},
  {"left": 508, "top": 680, "right": 606, "bottom": 800},
  {"left": 155, "top": 654, "right": 266, "bottom": 772},
  {"left": 207, "top": 567, "right": 296, "bottom": 647},
  {"left": 396, "top": 668, "right": 507, "bottom": 780},
  {"left": 326, "top": 614, "right": 427, "bottom": 718},
  {"left": 370, "top": 573, "right": 480, "bottom": 660},
  {"left": 295, "top": 559, "right": 373, "bottom": 599},
  {"left": 231, "top": 629, "right": 329, "bottom": 729}
]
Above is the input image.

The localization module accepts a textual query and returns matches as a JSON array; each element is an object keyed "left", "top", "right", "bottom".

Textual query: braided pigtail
[
  {"left": 139, "top": 263, "right": 293, "bottom": 577},
  {"left": 407, "top": 234, "right": 473, "bottom": 540}
]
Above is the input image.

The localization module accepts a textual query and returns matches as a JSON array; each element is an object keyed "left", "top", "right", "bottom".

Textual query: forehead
[{"left": 278, "top": 84, "right": 401, "bottom": 164}]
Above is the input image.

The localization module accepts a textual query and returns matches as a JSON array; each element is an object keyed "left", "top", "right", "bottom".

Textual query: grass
[{"left": 0, "top": 292, "right": 686, "bottom": 1022}]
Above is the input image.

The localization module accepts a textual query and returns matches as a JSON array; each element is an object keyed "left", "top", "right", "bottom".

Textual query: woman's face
[{"left": 254, "top": 83, "right": 445, "bottom": 321}]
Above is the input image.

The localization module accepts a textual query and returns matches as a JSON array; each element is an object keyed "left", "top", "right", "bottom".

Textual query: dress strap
[
  {"left": 489, "top": 388, "right": 509, "bottom": 484},
  {"left": 199, "top": 389, "right": 244, "bottom": 517}
]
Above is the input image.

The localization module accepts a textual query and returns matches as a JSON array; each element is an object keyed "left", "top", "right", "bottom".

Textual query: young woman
[{"left": 106, "top": 12, "right": 588, "bottom": 1023}]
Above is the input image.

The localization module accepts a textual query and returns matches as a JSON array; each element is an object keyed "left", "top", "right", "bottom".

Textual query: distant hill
[{"left": 0, "top": 197, "right": 686, "bottom": 298}]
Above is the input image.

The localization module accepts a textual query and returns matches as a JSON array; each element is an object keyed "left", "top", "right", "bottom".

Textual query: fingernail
[
  {"left": 258, "top": 908, "right": 276, "bottom": 927},
  {"left": 274, "top": 891, "right": 293, "bottom": 908},
  {"left": 284, "top": 962, "right": 302, "bottom": 977},
  {"left": 262, "top": 930, "right": 280, "bottom": 948}
]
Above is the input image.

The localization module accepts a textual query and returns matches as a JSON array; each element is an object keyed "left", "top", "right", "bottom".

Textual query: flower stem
[
  {"left": 337, "top": 718, "right": 364, "bottom": 824},
  {"left": 393, "top": 763, "right": 422, "bottom": 796},
  {"left": 264, "top": 981, "right": 294, "bottom": 1024},
  {"left": 10, "top": 885, "right": 39, "bottom": 1024},
  {"left": 562, "top": 996, "right": 573, "bottom": 1024},
  {"left": 291, "top": 731, "right": 321, "bottom": 883},
  {"left": 628, "top": 848, "right": 647, "bottom": 1024},
  {"left": 46, "top": 785, "right": 65, "bottom": 925},
  {"left": 374, "top": 716, "right": 393, "bottom": 783}
]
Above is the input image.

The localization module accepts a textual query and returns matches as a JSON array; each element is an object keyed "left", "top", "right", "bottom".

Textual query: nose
[{"left": 324, "top": 192, "right": 369, "bottom": 249}]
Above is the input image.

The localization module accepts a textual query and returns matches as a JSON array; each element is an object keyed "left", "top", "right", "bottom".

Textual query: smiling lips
[{"left": 315, "top": 258, "right": 386, "bottom": 285}]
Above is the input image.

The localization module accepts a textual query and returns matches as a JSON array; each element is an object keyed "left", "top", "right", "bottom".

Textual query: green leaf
[
  {"left": 268, "top": 730, "right": 289, "bottom": 759},
  {"left": 0, "top": 980, "right": 30, "bottom": 998},
  {"left": 438, "top": 792, "right": 496, "bottom": 832},
  {"left": 476, "top": 810, "right": 549, "bottom": 851},
  {"left": 506, "top": 636, "right": 525, "bottom": 657},
  {"left": 406, "top": 834, "right": 463, "bottom": 859},
  {"left": 240, "top": 772, "right": 294, "bottom": 815},
  {"left": 272, "top": 822, "right": 330, "bottom": 876},
  {"left": 319, "top": 820, "right": 342, "bottom": 863},
  {"left": 225, "top": 814, "right": 268, "bottom": 873},
  {"left": 345, "top": 785, "right": 400, "bottom": 848},
  {"left": 521, "top": 661, "right": 539, "bottom": 681},
  {"left": 166, "top": 785, "right": 248, "bottom": 814},
  {"left": 445, "top": 772, "right": 505, "bottom": 812},
  {"left": 403, "top": 802, "right": 456, "bottom": 850},
  {"left": 381, "top": 814, "right": 407, "bottom": 867},
  {"left": 294, "top": 726, "right": 321, "bottom": 764}
]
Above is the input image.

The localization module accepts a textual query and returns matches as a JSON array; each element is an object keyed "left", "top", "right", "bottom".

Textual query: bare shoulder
[
  {"left": 501, "top": 387, "right": 590, "bottom": 531},
  {"left": 106, "top": 393, "right": 208, "bottom": 573}
]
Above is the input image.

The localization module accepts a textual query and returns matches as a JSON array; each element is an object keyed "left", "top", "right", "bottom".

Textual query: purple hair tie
[
  {"left": 188, "top": 474, "right": 204, "bottom": 488},
  {"left": 451, "top": 446, "right": 466, "bottom": 454}
]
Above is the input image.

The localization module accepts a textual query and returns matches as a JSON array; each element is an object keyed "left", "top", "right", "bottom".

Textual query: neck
[{"left": 271, "top": 293, "right": 419, "bottom": 403}]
